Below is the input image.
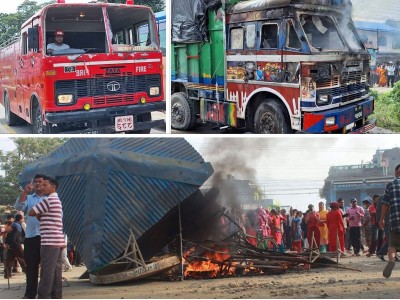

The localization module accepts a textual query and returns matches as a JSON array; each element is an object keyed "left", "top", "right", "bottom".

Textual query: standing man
[
  {"left": 337, "top": 198, "right": 350, "bottom": 251},
  {"left": 346, "top": 198, "right": 365, "bottom": 256},
  {"left": 4, "top": 214, "right": 26, "bottom": 279},
  {"left": 386, "top": 61, "right": 396, "bottom": 88},
  {"left": 14, "top": 174, "right": 45, "bottom": 299},
  {"left": 29, "top": 176, "right": 65, "bottom": 299},
  {"left": 367, "top": 194, "right": 379, "bottom": 257},
  {"left": 380, "top": 164, "right": 400, "bottom": 278}
]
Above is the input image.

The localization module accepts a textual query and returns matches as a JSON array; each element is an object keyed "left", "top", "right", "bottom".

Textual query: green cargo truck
[{"left": 171, "top": 0, "right": 376, "bottom": 134}]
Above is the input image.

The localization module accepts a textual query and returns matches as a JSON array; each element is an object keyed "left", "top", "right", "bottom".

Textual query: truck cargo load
[{"left": 171, "top": 0, "right": 376, "bottom": 134}]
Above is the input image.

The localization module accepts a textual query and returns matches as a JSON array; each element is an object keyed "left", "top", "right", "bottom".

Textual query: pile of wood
[{"left": 182, "top": 237, "right": 360, "bottom": 279}]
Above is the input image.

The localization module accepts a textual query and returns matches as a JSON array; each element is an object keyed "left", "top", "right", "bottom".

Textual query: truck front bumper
[
  {"left": 45, "top": 101, "right": 165, "bottom": 133},
  {"left": 302, "top": 96, "right": 374, "bottom": 133}
]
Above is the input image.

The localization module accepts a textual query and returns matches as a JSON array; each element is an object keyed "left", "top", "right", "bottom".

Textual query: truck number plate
[
  {"left": 354, "top": 105, "right": 363, "bottom": 120},
  {"left": 115, "top": 115, "right": 134, "bottom": 132},
  {"left": 64, "top": 66, "right": 76, "bottom": 73}
]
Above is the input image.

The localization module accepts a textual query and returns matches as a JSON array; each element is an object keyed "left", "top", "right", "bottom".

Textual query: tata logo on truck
[{"left": 107, "top": 81, "right": 121, "bottom": 92}]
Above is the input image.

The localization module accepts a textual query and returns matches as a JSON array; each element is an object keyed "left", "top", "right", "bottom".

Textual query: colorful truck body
[{"left": 171, "top": 0, "right": 375, "bottom": 133}]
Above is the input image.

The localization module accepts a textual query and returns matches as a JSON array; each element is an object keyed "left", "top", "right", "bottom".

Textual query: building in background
[
  {"left": 321, "top": 147, "right": 400, "bottom": 205},
  {"left": 351, "top": 0, "right": 400, "bottom": 63}
]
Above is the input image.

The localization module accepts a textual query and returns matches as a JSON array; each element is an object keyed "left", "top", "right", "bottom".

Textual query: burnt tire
[
  {"left": 253, "top": 100, "right": 290, "bottom": 134},
  {"left": 4, "top": 94, "right": 19, "bottom": 126},
  {"left": 134, "top": 112, "right": 152, "bottom": 134},
  {"left": 171, "top": 92, "right": 196, "bottom": 131}
]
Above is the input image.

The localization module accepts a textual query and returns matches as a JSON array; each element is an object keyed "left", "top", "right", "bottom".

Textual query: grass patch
[{"left": 370, "top": 82, "right": 400, "bottom": 132}]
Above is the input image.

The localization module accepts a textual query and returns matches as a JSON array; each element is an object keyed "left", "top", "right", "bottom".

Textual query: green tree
[
  {"left": 16, "top": 0, "right": 41, "bottom": 21},
  {"left": 0, "top": 138, "right": 67, "bottom": 205},
  {"left": 0, "top": 13, "right": 20, "bottom": 46},
  {"left": 102, "top": 0, "right": 164, "bottom": 12}
]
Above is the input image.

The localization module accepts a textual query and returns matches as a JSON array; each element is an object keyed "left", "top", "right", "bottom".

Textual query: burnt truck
[{"left": 171, "top": 0, "right": 376, "bottom": 133}]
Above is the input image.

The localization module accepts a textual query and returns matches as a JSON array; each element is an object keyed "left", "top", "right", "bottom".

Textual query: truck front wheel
[
  {"left": 171, "top": 92, "right": 196, "bottom": 130},
  {"left": 32, "top": 104, "right": 44, "bottom": 134},
  {"left": 4, "top": 94, "right": 19, "bottom": 126},
  {"left": 253, "top": 100, "right": 290, "bottom": 134},
  {"left": 32, "top": 104, "right": 59, "bottom": 134}
]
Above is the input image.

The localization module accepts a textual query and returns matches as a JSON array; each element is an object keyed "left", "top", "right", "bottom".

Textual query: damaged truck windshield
[
  {"left": 171, "top": 0, "right": 375, "bottom": 134},
  {"left": 0, "top": 1, "right": 164, "bottom": 134}
]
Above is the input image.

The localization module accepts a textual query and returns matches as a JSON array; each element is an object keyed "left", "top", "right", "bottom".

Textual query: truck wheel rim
[
  {"left": 259, "top": 112, "right": 276, "bottom": 133},
  {"left": 172, "top": 103, "right": 184, "bottom": 124}
]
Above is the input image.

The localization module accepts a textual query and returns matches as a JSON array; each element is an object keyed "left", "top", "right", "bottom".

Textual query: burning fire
[{"left": 184, "top": 247, "right": 236, "bottom": 278}]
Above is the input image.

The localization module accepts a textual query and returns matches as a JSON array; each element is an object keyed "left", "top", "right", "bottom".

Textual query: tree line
[
  {"left": 0, "top": 0, "right": 165, "bottom": 46},
  {"left": 0, "top": 138, "right": 67, "bottom": 206}
]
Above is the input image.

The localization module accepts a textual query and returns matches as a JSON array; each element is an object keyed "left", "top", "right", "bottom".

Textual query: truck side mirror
[{"left": 28, "top": 27, "right": 39, "bottom": 51}]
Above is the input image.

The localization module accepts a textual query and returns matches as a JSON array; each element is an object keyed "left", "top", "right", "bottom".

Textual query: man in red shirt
[{"left": 367, "top": 195, "right": 379, "bottom": 257}]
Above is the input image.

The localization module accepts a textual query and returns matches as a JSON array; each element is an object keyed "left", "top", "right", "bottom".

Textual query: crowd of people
[
  {"left": 372, "top": 61, "right": 400, "bottom": 88},
  {"left": 0, "top": 174, "right": 72, "bottom": 299},
  {"left": 242, "top": 163, "right": 400, "bottom": 278}
]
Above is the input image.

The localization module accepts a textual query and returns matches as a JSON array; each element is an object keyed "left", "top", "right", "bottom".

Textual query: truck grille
[
  {"left": 316, "top": 70, "right": 368, "bottom": 104},
  {"left": 55, "top": 74, "right": 161, "bottom": 105}
]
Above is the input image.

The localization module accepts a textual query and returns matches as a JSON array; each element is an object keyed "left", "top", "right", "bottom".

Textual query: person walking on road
[
  {"left": 29, "top": 176, "right": 65, "bottom": 298},
  {"left": 380, "top": 164, "right": 400, "bottom": 278}
]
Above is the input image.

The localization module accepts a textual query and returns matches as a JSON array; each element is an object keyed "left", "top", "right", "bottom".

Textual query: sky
[{"left": 1, "top": 136, "right": 399, "bottom": 211}]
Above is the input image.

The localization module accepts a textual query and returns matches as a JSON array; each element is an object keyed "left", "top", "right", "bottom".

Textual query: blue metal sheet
[{"left": 19, "top": 138, "right": 213, "bottom": 272}]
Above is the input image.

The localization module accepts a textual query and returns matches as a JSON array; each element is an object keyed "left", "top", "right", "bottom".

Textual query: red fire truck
[
  {"left": 0, "top": 0, "right": 164, "bottom": 133},
  {"left": 171, "top": 0, "right": 375, "bottom": 133}
]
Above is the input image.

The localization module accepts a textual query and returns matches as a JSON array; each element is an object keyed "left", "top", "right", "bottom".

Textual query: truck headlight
[
  {"left": 317, "top": 94, "right": 332, "bottom": 106},
  {"left": 149, "top": 87, "right": 160, "bottom": 96},
  {"left": 325, "top": 116, "right": 336, "bottom": 126},
  {"left": 57, "top": 94, "right": 74, "bottom": 105}
]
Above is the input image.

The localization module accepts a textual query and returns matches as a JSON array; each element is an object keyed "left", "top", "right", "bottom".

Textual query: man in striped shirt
[{"left": 29, "top": 176, "right": 65, "bottom": 299}]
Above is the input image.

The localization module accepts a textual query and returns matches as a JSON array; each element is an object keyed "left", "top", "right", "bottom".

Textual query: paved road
[{"left": 0, "top": 105, "right": 166, "bottom": 134}]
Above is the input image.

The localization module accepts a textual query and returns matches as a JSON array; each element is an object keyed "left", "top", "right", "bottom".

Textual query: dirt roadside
[{"left": 1, "top": 254, "right": 399, "bottom": 299}]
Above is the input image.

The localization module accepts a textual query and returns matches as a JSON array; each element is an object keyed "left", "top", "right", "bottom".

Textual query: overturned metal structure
[{"left": 19, "top": 138, "right": 214, "bottom": 278}]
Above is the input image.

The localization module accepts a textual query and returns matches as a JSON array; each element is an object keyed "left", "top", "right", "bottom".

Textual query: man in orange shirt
[{"left": 367, "top": 195, "right": 379, "bottom": 257}]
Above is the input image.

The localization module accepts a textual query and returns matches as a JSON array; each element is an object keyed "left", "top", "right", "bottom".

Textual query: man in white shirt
[
  {"left": 386, "top": 61, "right": 396, "bottom": 88},
  {"left": 47, "top": 30, "right": 70, "bottom": 55}
]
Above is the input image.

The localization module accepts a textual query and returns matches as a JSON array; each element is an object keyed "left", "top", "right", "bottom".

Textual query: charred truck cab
[
  {"left": 171, "top": 0, "right": 375, "bottom": 133},
  {"left": 0, "top": 0, "right": 164, "bottom": 133}
]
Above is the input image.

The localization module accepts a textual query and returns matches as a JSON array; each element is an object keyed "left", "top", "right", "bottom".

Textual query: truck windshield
[
  {"left": 45, "top": 6, "right": 106, "bottom": 55},
  {"left": 107, "top": 6, "right": 159, "bottom": 53},
  {"left": 337, "top": 18, "right": 364, "bottom": 52},
  {"left": 44, "top": 5, "right": 159, "bottom": 56},
  {"left": 300, "top": 14, "right": 346, "bottom": 52}
]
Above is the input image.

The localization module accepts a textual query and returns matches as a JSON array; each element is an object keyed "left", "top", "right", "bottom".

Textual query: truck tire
[
  {"left": 171, "top": 92, "right": 196, "bottom": 130},
  {"left": 4, "top": 94, "right": 19, "bottom": 126},
  {"left": 134, "top": 112, "right": 151, "bottom": 134},
  {"left": 32, "top": 104, "right": 44, "bottom": 134},
  {"left": 31, "top": 104, "right": 59, "bottom": 134},
  {"left": 253, "top": 100, "right": 290, "bottom": 134}
]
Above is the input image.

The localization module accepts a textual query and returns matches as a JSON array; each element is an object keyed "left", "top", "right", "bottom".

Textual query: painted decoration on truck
[
  {"left": 301, "top": 77, "right": 316, "bottom": 100},
  {"left": 227, "top": 61, "right": 284, "bottom": 82},
  {"left": 200, "top": 98, "right": 237, "bottom": 127}
]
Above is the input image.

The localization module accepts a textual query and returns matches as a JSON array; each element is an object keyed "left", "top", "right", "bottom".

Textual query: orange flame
[{"left": 184, "top": 248, "right": 236, "bottom": 278}]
